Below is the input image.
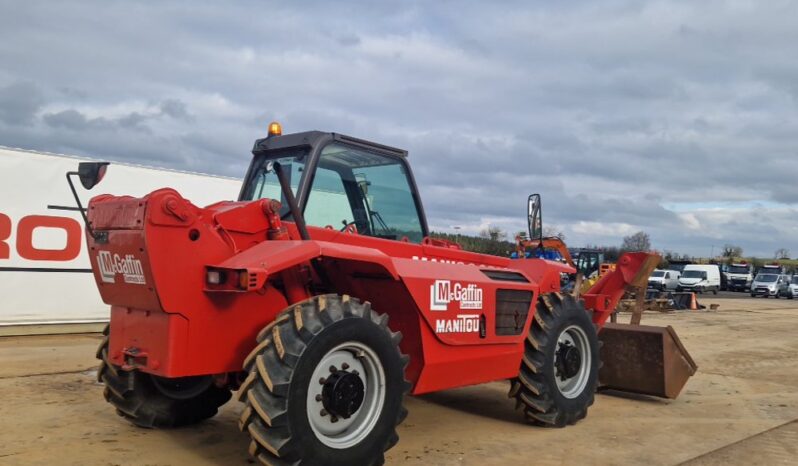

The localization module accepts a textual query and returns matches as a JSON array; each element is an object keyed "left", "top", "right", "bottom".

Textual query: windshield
[
  {"left": 728, "top": 266, "right": 750, "bottom": 274},
  {"left": 651, "top": 271, "right": 665, "bottom": 278},
  {"left": 244, "top": 147, "right": 310, "bottom": 217},
  {"left": 755, "top": 274, "right": 778, "bottom": 283},
  {"left": 682, "top": 270, "right": 706, "bottom": 279}
]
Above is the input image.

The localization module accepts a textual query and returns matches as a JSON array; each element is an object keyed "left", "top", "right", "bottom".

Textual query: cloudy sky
[{"left": 1, "top": 0, "right": 797, "bottom": 257}]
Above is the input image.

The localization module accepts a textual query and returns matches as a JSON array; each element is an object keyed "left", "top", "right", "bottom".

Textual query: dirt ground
[{"left": 0, "top": 293, "right": 796, "bottom": 465}]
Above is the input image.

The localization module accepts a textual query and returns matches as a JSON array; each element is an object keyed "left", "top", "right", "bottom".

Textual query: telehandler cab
[{"left": 73, "top": 123, "right": 693, "bottom": 466}]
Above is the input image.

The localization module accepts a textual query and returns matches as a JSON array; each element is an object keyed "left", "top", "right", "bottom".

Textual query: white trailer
[{"left": 0, "top": 146, "right": 241, "bottom": 332}]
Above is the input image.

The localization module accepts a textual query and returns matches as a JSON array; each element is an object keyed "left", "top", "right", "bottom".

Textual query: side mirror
[
  {"left": 527, "top": 194, "right": 543, "bottom": 241},
  {"left": 65, "top": 161, "right": 110, "bottom": 242},
  {"left": 78, "top": 162, "right": 110, "bottom": 190}
]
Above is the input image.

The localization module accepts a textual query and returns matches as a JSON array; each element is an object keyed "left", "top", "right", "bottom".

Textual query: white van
[
  {"left": 648, "top": 269, "right": 681, "bottom": 291},
  {"left": 677, "top": 264, "right": 721, "bottom": 294}
]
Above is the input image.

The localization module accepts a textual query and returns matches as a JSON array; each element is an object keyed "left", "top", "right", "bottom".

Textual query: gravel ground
[{"left": 0, "top": 294, "right": 795, "bottom": 465}]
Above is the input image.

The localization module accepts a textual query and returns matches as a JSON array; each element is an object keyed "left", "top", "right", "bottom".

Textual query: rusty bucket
[{"left": 598, "top": 323, "right": 697, "bottom": 399}]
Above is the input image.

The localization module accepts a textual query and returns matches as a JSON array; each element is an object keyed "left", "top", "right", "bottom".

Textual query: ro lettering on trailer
[{"left": 0, "top": 213, "right": 82, "bottom": 261}]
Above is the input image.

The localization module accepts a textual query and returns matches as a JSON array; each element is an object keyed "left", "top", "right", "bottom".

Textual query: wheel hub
[
  {"left": 555, "top": 342, "right": 582, "bottom": 380},
  {"left": 322, "top": 370, "right": 365, "bottom": 419},
  {"left": 553, "top": 325, "right": 592, "bottom": 399},
  {"left": 306, "top": 342, "right": 387, "bottom": 449}
]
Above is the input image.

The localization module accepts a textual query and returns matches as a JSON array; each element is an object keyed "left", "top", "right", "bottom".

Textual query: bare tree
[
  {"left": 774, "top": 248, "right": 791, "bottom": 260},
  {"left": 621, "top": 231, "right": 651, "bottom": 252},
  {"left": 543, "top": 225, "right": 565, "bottom": 241},
  {"left": 722, "top": 244, "right": 744, "bottom": 258},
  {"left": 480, "top": 225, "right": 506, "bottom": 242}
]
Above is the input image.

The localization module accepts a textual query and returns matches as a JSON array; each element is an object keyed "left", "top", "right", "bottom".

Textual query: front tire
[
  {"left": 96, "top": 325, "right": 231, "bottom": 428},
  {"left": 509, "top": 293, "right": 599, "bottom": 427},
  {"left": 237, "top": 294, "right": 410, "bottom": 466}
]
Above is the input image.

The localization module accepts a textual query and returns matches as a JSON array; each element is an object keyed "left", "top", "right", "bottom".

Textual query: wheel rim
[
  {"left": 554, "top": 325, "right": 591, "bottom": 399},
  {"left": 306, "top": 341, "right": 386, "bottom": 449}
]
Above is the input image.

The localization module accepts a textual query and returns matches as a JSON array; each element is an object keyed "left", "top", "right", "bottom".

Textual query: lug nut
[
  {"left": 329, "top": 365, "right": 337, "bottom": 373},
  {"left": 320, "top": 409, "right": 328, "bottom": 417},
  {"left": 331, "top": 416, "right": 339, "bottom": 423},
  {"left": 341, "top": 362, "right": 350, "bottom": 370},
  {"left": 352, "top": 370, "right": 359, "bottom": 376},
  {"left": 319, "top": 377, "right": 327, "bottom": 385},
  {"left": 315, "top": 394, "right": 322, "bottom": 402}
]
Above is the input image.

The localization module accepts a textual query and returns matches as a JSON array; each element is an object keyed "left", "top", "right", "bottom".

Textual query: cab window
[
  {"left": 304, "top": 143, "right": 425, "bottom": 243},
  {"left": 304, "top": 165, "right": 355, "bottom": 228}
]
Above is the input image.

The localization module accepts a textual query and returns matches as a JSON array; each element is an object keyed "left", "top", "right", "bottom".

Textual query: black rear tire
[
  {"left": 237, "top": 294, "right": 410, "bottom": 466},
  {"left": 96, "top": 325, "right": 231, "bottom": 428},
  {"left": 509, "top": 292, "right": 599, "bottom": 427}
]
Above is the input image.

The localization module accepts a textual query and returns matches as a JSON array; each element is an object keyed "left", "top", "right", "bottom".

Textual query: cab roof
[{"left": 252, "top": 131, "right": 408, "bottom": 158}]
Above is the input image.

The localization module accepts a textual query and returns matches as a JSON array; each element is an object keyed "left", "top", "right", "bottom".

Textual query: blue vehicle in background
[{"left": 510, "top": 248, "right": 564, "bottom": 261}]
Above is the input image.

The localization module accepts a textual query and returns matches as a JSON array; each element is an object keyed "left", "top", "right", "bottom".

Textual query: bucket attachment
[{"left": 598, "top": 323, "right": 697, "bottom": 399}]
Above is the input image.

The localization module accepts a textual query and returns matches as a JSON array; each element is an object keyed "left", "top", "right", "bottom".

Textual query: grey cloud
[
  {"left": 0, "top": 82, "right": 44, "bottom": 126},
  {"left": 117, "top": 112, "right": 149, "bottom": 130},
  {"left": 1, "top": 0, "right": 798, "bottom": 256},
  {"left": 336, "top": 33, "right": 361, "bottom": 47},
  {"left": 43, "top": 109, "right": 151, "bottom": 133},
  {"left": 42, "top": 109, "right": 90, "bottom": 130},
  {"left": 159, "top": 99, "right": 193, "bottom": 121}
]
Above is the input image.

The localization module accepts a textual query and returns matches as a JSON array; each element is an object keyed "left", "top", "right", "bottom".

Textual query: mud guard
[{"left": 207, "top": 239, "right": 399, "bottom": 282}]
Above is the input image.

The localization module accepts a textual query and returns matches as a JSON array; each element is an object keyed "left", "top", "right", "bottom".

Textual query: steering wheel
[{"left": 340, "top": 221, "right": 358, "bottom": 234}]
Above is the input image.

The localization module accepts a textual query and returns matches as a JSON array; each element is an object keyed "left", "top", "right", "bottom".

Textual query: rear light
[
  {"left": 205, "top": 267, "right": 266, "bottom": 292},
  {"left": 207, "top": 269, "right": 226, "bottom": 285}
]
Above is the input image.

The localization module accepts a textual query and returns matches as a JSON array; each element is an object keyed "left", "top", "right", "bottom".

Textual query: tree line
[{"left": 430, "top": 228, "right": 795, "bottom": 272}]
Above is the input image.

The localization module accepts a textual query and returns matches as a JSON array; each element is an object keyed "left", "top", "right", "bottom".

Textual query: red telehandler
[{"left": 68, "top": 124, "right": 694, "bottom": 465}]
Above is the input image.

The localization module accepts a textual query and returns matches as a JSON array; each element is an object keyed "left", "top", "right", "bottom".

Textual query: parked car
[
  {"left": 750, "top": 273, "right": 791, "bottom": 298},
  {"left": 648, "top": 269, "right": 681, "bottom": 291},
  {"left": 677, "top": 264, "right": 721, "bottom": 294}
]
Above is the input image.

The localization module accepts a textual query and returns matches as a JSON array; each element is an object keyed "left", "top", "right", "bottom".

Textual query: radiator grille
[{"left": 495, "top": 289, "right": 533, "bottom": 336}]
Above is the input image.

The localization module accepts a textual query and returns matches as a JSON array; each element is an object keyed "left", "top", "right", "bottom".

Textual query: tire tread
[
  {"left": 238, "top": 294, "right": 409, "bottom": 465},
  {"left": 509, "top": 292, "right": 598, "bottom": 428}
]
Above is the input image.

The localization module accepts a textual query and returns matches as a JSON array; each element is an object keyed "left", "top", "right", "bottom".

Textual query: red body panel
[{"left": 87, "top": 189, "right": 642, "bottom": 394}]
